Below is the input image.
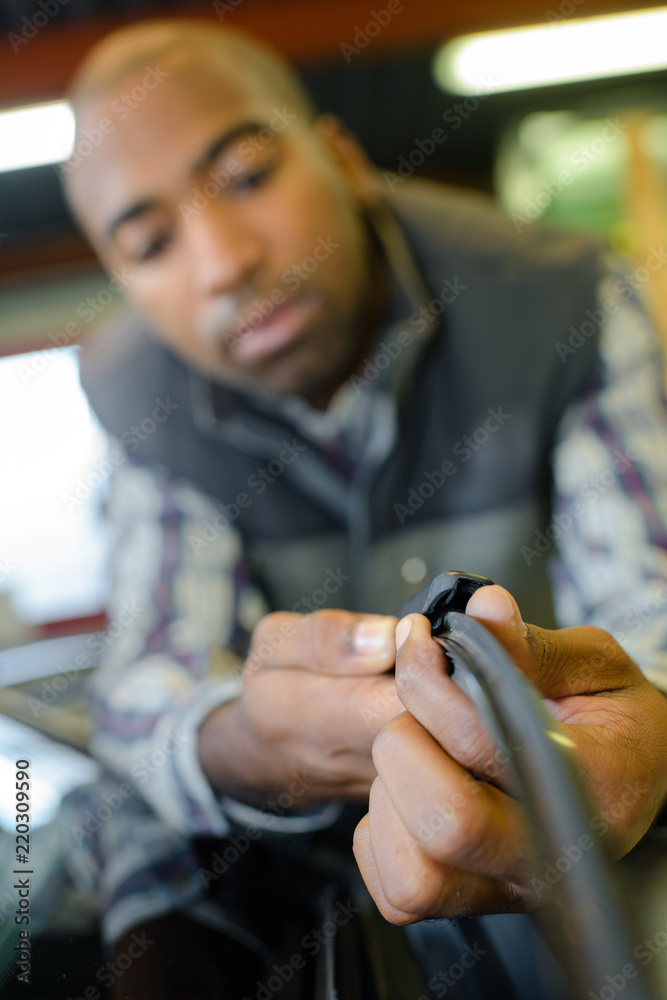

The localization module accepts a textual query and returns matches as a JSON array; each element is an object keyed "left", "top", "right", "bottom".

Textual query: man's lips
[{"left": 227, "top": 297, "right": 316, "bottom": 363}]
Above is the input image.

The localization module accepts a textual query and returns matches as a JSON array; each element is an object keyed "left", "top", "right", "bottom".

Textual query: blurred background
[
  {"left": 2, "top": 0, "right": 667, "bottom": 904},
  {"left": 3, "top": 0, "right": 667, "bottom": 657},
  {"left": 2, "top": 0, "right": 667, "bottom": 995},
  {"left": 1, "top": 1, "right": 667, "bottom": 733}
]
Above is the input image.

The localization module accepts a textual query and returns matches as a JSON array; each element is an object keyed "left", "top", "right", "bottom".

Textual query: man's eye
[
  {"left": 232, "top": 161, "right": 277, "bottom": 196},
  {"left": 137, "top": 231, "right": 173, "bottom": 262}
]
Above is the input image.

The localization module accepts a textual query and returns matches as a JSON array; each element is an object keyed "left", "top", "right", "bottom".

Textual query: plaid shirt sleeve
[
  {"left": 87, "top": 454, "right": 268, "bottom": 837},
  {"left": 548, "top": 260, "right": 667, "bottom": 693}
]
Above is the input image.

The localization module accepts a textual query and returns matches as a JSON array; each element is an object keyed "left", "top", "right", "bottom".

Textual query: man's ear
[{"left": 313, "top": 113, "right": 380, "bottom": 210}]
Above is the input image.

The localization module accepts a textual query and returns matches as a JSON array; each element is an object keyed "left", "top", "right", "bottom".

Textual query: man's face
[{"left": 68, "top": 54, "right": 375, "bottom": 401}]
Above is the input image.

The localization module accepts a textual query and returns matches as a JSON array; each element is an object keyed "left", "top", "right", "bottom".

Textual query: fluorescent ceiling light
[
  {"left": 0, "top": 100, "right": 74, "bottom": 173},
  {"left": 434, "top": 7, "right": 667, "bottom": 95}
]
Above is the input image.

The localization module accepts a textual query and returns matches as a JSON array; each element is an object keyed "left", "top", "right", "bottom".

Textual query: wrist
[
  {"left": 198, "top": 697, "right": 275, "bottom": 808},
  {"left": 198, "top": 698, "right": 244, "bottom": 795}
]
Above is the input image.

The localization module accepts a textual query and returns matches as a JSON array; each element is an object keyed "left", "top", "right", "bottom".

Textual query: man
[{"left": 62, "top": 17, "right": 667, "bottom": 997}]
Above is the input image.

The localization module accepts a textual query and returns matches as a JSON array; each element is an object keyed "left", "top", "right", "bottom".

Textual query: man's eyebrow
[
  {"left": 106, "top": 198, "right": 157, "bottom": 243},
  {"left": 105, "top": 122, "right": 268, "bottom": 243},
  {"left": 192, "top": 121, "right": 268, "bottom": 174}
]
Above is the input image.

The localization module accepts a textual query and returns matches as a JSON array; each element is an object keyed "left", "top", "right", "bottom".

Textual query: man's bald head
[
  {"left": 67, "top": 19, "right": 315, "bottom": 121},
  {"left": 62, "top": 18, "right": 378, "bottom": 404},
  {"left": 63, "top": 17, "right": 318, "bottom": 233}
]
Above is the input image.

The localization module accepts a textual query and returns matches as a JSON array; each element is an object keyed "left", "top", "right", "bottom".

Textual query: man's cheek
[{"left": 139, "top": 286, "right": 192, "bottom": 348}]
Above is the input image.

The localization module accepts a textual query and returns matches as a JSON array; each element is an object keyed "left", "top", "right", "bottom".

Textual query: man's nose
[{"left": 186, "top": 199, "right": 265, "bottom": 295}]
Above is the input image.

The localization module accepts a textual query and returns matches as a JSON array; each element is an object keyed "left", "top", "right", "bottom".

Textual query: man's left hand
[{"left": 353, "top": 585, "right": 667, "bottom": 923}]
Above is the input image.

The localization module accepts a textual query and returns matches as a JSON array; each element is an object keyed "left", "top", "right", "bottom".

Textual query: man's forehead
[
  {"left": 75, "top": 36, "right": 277, "bottom": 115},
  {"left": 78, "top": 53, "right": 270, "bottom": 143},
  {"left": 68, "top": 60, "right": 283, "bottom": 237}
]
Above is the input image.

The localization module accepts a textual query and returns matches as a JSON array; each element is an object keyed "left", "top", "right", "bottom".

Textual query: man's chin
[{"left": 215, "top": 354, "right": 351, "bottom": 408}]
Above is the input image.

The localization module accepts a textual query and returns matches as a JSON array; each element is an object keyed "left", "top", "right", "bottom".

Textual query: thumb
[
  {"left": 464, "top": 584, "right": 529, "bottom": 668},
  {"left": 464, "top": 585, "right": 634, "bottom": 698}
]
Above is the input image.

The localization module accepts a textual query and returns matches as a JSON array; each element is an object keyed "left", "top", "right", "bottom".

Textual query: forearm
[
  {"left": 89, "top": 453, "right": 267, "bottom": 834},
  {"left": 197, "top": 677, "right": 355, "bottom": 833},
  {"left": 198, "top": 697, "right": 272, "bottom": 808}
]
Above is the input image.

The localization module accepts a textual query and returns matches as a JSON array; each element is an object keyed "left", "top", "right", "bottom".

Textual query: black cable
[{"left": 401, "top": 571, "right": 656, "bottom": 1000}]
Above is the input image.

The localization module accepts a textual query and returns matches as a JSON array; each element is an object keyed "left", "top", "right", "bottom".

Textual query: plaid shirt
[{"left": 73, "top": 256, "right": 667, "bottom": 946}]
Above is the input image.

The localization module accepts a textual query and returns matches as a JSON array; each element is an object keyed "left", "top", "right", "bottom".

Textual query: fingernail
[
  {"left": 353, "top": 619, "right": 394, "bottom": 657},
  {"left": 395, "top": 616, "right": 412, "bottom": 651},
  {"left": 512, "top": 600, "right": 527, "bottom": 636},
  {"left": 494, "top": 590, "right": 526, "bottom": 634}
]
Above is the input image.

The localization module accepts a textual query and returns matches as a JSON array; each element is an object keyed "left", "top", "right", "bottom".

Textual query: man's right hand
[{"left": 198, "top": 610, "right": 401, "bottom": 808}]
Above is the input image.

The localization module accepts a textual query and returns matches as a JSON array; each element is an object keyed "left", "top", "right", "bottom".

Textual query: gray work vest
[{"left": 81, "top": 181, "right": 602, "bottom": 627}]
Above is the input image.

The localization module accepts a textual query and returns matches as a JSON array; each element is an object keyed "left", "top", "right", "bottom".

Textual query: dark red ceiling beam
[
  {"left": 1, "top": 0, "right": 662, "bottom": 106},
  {"left": 0, "top": 231, "right": 95, "bottom": 281}
]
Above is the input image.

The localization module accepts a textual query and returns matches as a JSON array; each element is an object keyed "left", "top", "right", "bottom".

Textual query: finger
[
  {"left": 245, "top": 610, "right": 398, "bottom": 677},
  {"left": 245, "top": 670, "right": 401, "bottom": 767},
  {"left": 353, "top": 814, "right": 420, "bottom": 925},
  {"left": 354, "top": 781, "right": 532, "bottom": 923},
  {"left": 307, "top": 674, "right": 404, "bottom": 752},
  {"left": 465, "top": 585, "right": 642, "bottom": 698},
  {"left": 306, "top": 676, "right": 405, "bottom": 797},
  {"left": 372, "top": 713, "right": 537, "bottom": 883},
  {"left": 394, "top": 614, "right": 506, "bottom": 781}
]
